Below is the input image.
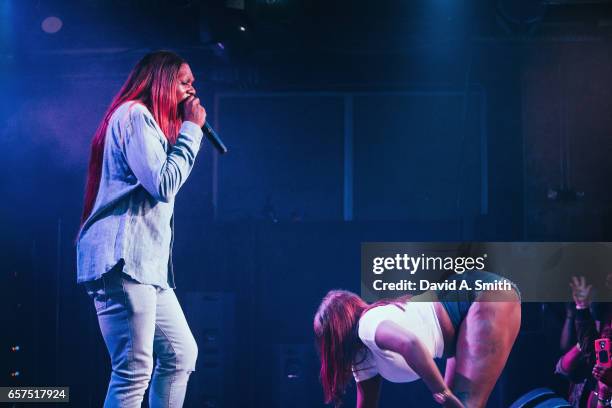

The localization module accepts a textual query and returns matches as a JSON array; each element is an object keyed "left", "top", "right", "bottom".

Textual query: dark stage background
[{"left": 1, "top": 0, "right": 612, "bottom": 407}]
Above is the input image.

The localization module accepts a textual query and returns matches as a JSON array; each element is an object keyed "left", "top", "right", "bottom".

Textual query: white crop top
[{"left": 352, "top": 301, "right": 444, "bottom": 383}]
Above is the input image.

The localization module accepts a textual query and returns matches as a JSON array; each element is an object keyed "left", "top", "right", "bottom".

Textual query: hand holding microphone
[
  {"left": 182, "top": 95, "right": 206, "bottom": 128},
  {"left": 181, "top": 95, "right": 228, "bottom": 154}
]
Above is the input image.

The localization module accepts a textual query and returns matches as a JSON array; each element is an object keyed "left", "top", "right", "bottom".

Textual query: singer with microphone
[{"left": 76, "top": 50, "right": 206, "bottom": 407}]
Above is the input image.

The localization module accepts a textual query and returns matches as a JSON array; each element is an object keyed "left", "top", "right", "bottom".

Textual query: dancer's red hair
[
  {"left": 80, "top": 50, "right": 185, "bottom": 225},
  {"left": 314, "top": 290, "right": 368, "bottom": 406},
  {"left": 314, "top": 291, "right": 411, "bottom": 406}
]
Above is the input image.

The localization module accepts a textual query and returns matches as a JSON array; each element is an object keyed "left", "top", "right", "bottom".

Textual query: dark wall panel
[
  {"left": 217, "top": 95, "right": 345, "bottom": 221},
  {"left": 353, "top": 92, "right": 486, "bottom": 221}
]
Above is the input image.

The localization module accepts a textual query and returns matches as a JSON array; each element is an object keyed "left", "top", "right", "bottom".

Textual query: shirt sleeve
[
  {"left": 123, "top": 105, "right": 203, "bottom": 203},
  {"left": 352, "top": 348, "right": 379, "bottom": 383}
]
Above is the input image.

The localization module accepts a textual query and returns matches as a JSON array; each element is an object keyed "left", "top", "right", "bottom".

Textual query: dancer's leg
[{"left": 450, "top": 290, "right": 521, "bottom": 408}]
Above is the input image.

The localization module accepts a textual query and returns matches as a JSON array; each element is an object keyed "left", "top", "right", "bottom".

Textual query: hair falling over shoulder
[
  {"left": 314, "top": 290, "right": 368, "bottom": 406},
  {"left": 80, "top": 51, "right": 185, "bottom": 225}
]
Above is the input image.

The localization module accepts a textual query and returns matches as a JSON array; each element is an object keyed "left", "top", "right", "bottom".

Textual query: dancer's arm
[
  {"left": 375, "top": 320, "right": 465, "bottom": 408},
  {"left": 356, "top": 375, "right": 381, "bottom": 408}
]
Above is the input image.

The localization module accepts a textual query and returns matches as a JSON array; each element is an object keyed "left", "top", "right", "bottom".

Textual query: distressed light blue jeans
[{"left": 85, "top": 268, "right": 198, "bottom": 407}]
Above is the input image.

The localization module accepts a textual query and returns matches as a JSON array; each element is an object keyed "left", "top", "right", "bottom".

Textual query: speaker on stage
[
  {"left": 182, "top": 292, "right": 236, "bottom": 408},
  {"left": 273, "top": 344, "right": 320, "bottom": 408}
]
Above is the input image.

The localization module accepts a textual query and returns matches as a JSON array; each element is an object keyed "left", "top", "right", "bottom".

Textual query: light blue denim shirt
[{"left": 77, "top": 101, "right": 203, "bottom": 288}]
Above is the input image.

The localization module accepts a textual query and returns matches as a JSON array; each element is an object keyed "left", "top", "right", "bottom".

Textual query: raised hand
[{"left": 570, "top": 276, "right": 593, "bottom": 310}]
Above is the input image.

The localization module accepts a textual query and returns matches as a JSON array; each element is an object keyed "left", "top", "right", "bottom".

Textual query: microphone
[
  {"left": 180, "top": 95, "right": 228, "bottom": 154},
  {"left": 202, "top": 122, "right": 228, "bottom": 154}
]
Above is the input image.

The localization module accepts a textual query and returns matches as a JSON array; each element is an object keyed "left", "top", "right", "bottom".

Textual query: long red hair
[
  {"left": 314, "top": 290, "right": 368, "bottom": 406},
  {"left": 314, "top": 291, "right": 411, "bottom": 406},
  {"left": 80, "top": 50, "right": 185, "bottom": 225}
]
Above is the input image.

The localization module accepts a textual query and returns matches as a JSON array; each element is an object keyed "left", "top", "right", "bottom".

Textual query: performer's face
[{"left": 176, "top": 63, "right": 196, "bottom": 104}]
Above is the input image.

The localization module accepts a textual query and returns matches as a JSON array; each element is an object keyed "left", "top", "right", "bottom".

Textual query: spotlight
[
  {"left": 238, "top": 25, "right": 246, "bottom": 31},
  {"left": 41, "top": 16, "right": 62, "bottom": 34},
  {"left": 213, "top": 42, "right": 226, "bottom": 58}
]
